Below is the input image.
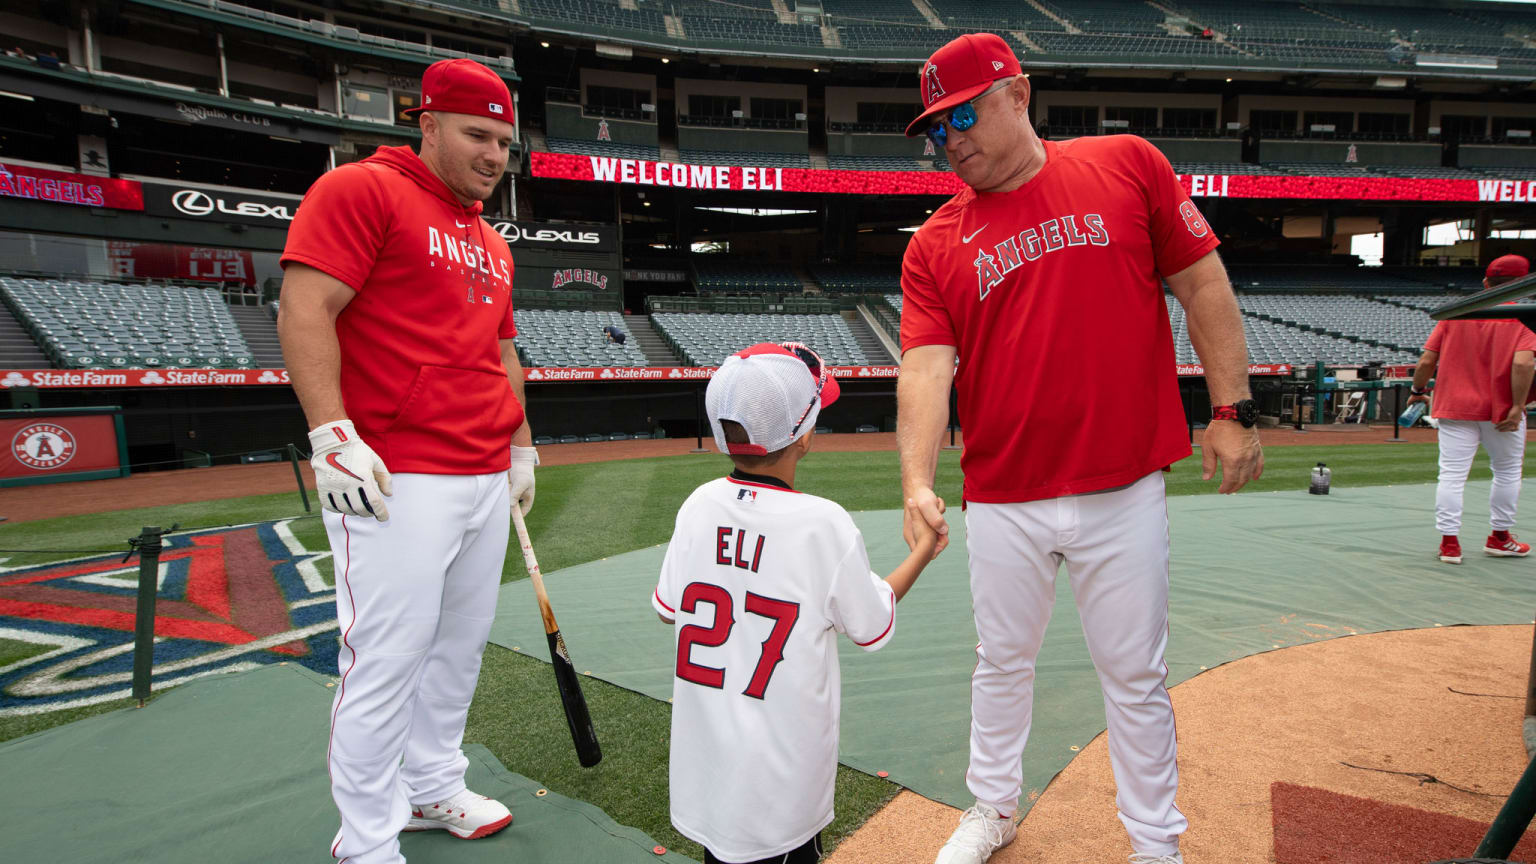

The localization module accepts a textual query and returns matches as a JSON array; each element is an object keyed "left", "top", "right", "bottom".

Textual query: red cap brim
[
  {"left": 820, "top": 373, "right": 841, "bottom": 409},
  {"left": 904, "top": 79, "right": 994, "bottom": 138}
]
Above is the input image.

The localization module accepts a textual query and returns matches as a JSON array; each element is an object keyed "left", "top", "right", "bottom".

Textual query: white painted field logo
[{"left": 12, "top": 423, "right": 76, "bottom": 470}]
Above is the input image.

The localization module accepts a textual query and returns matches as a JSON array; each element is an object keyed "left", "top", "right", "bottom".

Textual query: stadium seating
[
  {"left": 1040, "top": 0, "right": 1167, "bottom": 35},
  {"left": 1029, "top": 31, "right": 1241, "bottom": 58},
  {"left": 679, "top": 150, "right": 811, "bottom": 167},
  {"left": 1239, "top": 294, "right": 1436, "bottom": 352},
  {"left": 1267, "top": 162, "right": 1376, "bottom": 177},
  {"left": 0, "top": 276, "right": 253, "bottom": 369},
  {"left": 822, "top": 0, "right": 928, "bottom": 25},
  {"left": 547, "top": 138, "right": 662, "bottom": 160},
  {"left": 512, "top": 309, "right": 648, "bottom": 367},
  {"left": 1375, "top": 293, "right": 1470, "bottom": 313},
  {"left": 826, "top": 155, "right": 923, "bottom": 171},
  {"left": 693, "top": 260, "right": 803, "bottom": 293},
  {"left": 518, "top": 0, "right": 667, "bottom": 36},
  {"left": 1370, "top": 165, "right": 1487, "bottom": 179},
  {"left": 1173, "top": 162, "right": 1289, "bottom": 175},
  {"left": 1168, "top": 0, "right": 1402, "bottom": 64},
  {"left": 652, "top": 312, "right": 869, "bottom": 366},
  {"left": 1313, "top": 3, "right": 1532, "bottom": 60},
  {"left": 680, "top": 1, "right": 823, "bottom": 47},
  {"left": 811, "top": 262, "right": 902, "bottom": 293},
  {"left": 1385, "top": 267, "right": 1486, "bottom": 290},
  {"left": 885, "top": 293, "right": 903, "bottom": 316},
  {"left": 836, "top": 24, "right": 957, "bottom": 54},
  {"left": 926, "top": 0, "right": 1062, "bottom": 31}
]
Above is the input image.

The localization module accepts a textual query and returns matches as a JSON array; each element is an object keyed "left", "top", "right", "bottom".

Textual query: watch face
[{"left": 1236, "top": 399, "right": 1260, "bottom": 427}]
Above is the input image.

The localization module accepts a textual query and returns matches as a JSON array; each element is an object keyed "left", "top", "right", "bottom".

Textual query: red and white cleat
[
  {"left": 1485, "top": 532, "right": 1531, "bottom": 558},
  {"left": 1439, "top": 536, "right": 1462, "bottom": 564},
  {"left": 404, "top": 789, "right": 512, "bottom": 840}
]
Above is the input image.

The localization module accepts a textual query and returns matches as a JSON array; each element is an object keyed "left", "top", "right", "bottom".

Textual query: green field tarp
[
  {"left": 0, "top": 662, "right": 693, "bottom": 864},
  {"left": 489, "top": 482, "right": 1536, "bottom": 814}
]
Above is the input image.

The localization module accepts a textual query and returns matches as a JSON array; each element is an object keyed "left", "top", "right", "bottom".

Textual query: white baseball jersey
[{"left": 652, "top": 473, "right": 897, "bottom": 861}]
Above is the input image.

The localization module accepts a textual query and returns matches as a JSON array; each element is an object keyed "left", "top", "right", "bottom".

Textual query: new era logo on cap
[{"left": 992, "top": 60, "right": 1004, "bottom": 70}]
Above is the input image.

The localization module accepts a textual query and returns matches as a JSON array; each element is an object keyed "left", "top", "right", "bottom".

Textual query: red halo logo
[{"left": 12, "top": 423, "right": 77, "bottom": 470}]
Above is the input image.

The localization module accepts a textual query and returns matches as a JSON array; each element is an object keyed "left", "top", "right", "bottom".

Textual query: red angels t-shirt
[
  {"left": 281, "top": 145, "right": 522, "bottom": 474},
  {"left": 901, "top": 136, "right": 1219, "bottom": 503},
  {"left": 1424, "top": 317, "right": 1536, "bottom": 422}
]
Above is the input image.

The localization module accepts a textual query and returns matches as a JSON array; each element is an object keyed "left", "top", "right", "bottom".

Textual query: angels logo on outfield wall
[
  {"left": 0, "top": 521, "right": 339, "bottom": 717},
  {"left": 11, "top": 423, "right": 76, "bottom": 470},
  {"left": 551, "top": 268, "right": 609, "bottom": 290}
]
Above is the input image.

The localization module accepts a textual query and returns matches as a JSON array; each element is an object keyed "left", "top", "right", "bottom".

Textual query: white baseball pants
[
  {"left": 1436, "top": 417, "right": 1527, "bottom": 536},
  {"left": 323, "top": 472, "right": 510, "bottom": 864},
  {"left": 964, "top": 470, "right": 1185, "bottom": 857}
]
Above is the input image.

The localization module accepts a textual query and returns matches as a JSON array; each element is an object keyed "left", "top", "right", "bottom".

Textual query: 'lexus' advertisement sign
[
  {"left": 484, "top": 219, "right": 617, "bottom": 252},
  {"left": 142, "top": 182, "right": 301, "bottom": 227}
]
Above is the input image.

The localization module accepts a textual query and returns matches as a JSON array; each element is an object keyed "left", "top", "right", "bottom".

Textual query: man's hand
[
  {"left": 1496, "top": 406, "right": 1525, "bottom": 432},
  {"left": 309, "top": 420, "right": 393, "bottom": 521},
  {"left": 903, "top": 487, "right": 949, "bottom": 560},
  {"left": 1406, "top": 392, "right": 1430, "bottom": 407},
  {"left": 508, "top": 445, "right": 537, "bottom": 515},
  {"left": 1201, "top": 421, "right": 1264, "bottom": 494}
]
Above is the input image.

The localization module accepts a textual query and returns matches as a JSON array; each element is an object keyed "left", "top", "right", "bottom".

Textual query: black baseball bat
[{"left": 511, "top": 508, "right": 602, "bottom": 768}]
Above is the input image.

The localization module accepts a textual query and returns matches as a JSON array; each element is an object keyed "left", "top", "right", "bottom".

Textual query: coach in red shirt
[
  {"left": 278, "top": 59, "right": 532, "bottom": 864},
  {"left": 1407, "top": 254, "right": 1536, "bottom": 565},
  {"left": 897, "top": 34, "right": 1262, "bottom": 864}
]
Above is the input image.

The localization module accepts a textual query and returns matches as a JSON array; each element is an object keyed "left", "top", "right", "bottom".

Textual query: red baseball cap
[
  {"left": 1487, "top": 254, "right": 1530, "bottom": 279},
  {"left": 905, "top": 32, "right": 1022, "bottom": 138},
  {"left": 405, "top": 59, "right": 514, "bottom": 126}
]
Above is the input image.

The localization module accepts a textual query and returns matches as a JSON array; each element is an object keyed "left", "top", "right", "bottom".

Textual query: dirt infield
[
  {"left": 827, "top": 624, "right": 1534, "bottom": 864},
  {"left": 0, "top": 424, "right": 1496, "bottom": 524}
]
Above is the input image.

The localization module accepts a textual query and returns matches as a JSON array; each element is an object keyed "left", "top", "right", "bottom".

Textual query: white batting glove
[
  {"left": 308, "top": 420, "right": 393, "bottom": 522},
  {"left": 508, "top": 445, "right": 538, "bottom": 516}
]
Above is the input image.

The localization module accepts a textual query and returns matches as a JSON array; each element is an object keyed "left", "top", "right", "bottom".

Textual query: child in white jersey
[{"left": 652, "top": 342, "right": 941, "bottom": 864}]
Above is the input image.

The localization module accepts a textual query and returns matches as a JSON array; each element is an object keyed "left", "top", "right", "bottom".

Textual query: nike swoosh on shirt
[
  {"left": 962, "top": 224, "right": 989, "bottom": 244},
  {"left": 326, "top": 452, "right": 364, "bottom": 482}
]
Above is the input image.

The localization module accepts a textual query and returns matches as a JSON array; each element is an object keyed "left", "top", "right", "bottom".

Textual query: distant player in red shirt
[
  {"left": 1407, "top": 254, "right": 1536, "bottom": 564},
  {"left": 278, "top": 59, "right": 532, "bottom": 864},
  {"left": 896, "top": 34, "right": 1263, "bottom": 864}
]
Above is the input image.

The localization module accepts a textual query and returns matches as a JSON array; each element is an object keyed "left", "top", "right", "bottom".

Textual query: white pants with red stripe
[
  {"left": 324, "top": 472, "right": 509, "bottom": 864},
  {"left": 1436, "top": 418, "right": 1527, "bottom": 537},
  {"left": 964, "top": 470, "right": 1185, "bottom": 857}
]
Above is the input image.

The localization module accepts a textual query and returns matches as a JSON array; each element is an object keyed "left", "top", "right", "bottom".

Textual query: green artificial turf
[
  {"left": 465, "top": 645, "right": 900, "bottom": 862},
  {"left": 0, "top": 637, "right": 49, "bottom": 668}
]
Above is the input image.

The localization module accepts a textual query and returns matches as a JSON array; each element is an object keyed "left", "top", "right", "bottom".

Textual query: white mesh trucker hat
[{"left": 706, "top": 342, "right": 842, "bottom": 456}]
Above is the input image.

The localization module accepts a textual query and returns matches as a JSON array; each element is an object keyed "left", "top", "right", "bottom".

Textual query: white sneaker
[
  {"left": 1129, "top": 853, "right": 1183, "bottom": 864},
  {"left": 934, "top": 802, "right": 1016, "bottom": 864},
  {"left": 404, "top": 788, "right": 512, "bottom": 840}
]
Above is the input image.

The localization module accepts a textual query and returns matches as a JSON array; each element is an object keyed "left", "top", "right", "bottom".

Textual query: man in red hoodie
[{"left": 277, "top": 59, "right": 531, "bottom": 864}]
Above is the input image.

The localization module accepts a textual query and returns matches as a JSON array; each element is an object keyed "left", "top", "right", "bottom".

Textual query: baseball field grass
[{"left": 0, "top": 441, "right": 1502, "bottom": 858}]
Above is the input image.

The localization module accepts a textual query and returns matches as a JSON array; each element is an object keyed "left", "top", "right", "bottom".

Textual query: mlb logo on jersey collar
[{"left": 737, "top": 488, "right": 757, "bottom": 503}]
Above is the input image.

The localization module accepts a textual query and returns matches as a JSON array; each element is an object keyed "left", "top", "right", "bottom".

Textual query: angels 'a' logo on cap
[{"left": 924, "top": 63, "right": 945, "bottom": 105}]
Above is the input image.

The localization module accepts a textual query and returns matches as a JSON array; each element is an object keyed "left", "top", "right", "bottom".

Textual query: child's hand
[{"left": 913, "top": 521, "right": 943, "bottom": 561}]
